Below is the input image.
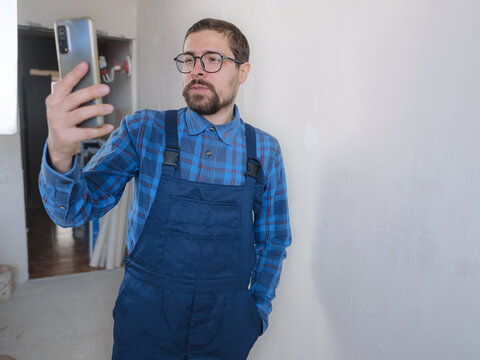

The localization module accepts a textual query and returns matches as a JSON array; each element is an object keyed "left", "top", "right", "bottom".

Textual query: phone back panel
[{"left": 54, "top": 17, "right": 103, "bottom": 128}]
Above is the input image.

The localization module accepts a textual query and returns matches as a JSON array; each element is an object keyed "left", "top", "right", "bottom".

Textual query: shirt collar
[{"left": 184, "top": 105, "right": 241, "bottom": 145}]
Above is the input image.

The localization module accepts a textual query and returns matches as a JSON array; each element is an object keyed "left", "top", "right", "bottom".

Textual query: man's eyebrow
[{"left": 182, "top": 50, "right": 223, "bottom": 56}]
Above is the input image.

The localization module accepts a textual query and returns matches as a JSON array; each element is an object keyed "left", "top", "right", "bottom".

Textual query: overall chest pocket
[
  {"left": 167, "top": 195, "right": 241, "bottom": 229},
  {"left": 163, "top": 195, "right": 242, "bottom": 279}
]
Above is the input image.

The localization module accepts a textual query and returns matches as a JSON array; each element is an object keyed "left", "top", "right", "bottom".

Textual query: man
[{"left": 40, "top": 18, "right": 291, "bottom": 359}]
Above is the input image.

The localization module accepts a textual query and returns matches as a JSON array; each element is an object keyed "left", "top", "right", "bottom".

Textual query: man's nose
[{"left": 191, "top": 57, "right": 205, "bottom": 77}]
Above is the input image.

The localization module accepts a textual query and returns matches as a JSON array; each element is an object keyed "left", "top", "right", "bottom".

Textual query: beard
[{"left": 182, "top": 79, "right": 236, "bottom": 115}]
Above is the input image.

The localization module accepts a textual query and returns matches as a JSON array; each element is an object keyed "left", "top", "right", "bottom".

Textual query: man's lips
[
  {"left": 190, "top": 85, "right": 211, "bottom": 93},
  {"left": 186, "top": 80, "right": 215, "bottom": 94}
]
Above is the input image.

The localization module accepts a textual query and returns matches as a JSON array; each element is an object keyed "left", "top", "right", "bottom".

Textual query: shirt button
[
  {"left": 206, "top": 150, "right": 212, "bottom": 156},
  {"left": 209, "top": 126, "right": 215, "bottom": 132},
  {"left": 59, "top": 205, "right": 66, "bottom": 210}
]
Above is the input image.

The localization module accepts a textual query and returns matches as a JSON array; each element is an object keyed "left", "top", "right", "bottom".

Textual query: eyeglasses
[{"left": 174, "top": 51, "right": 244, "bottom": 74}]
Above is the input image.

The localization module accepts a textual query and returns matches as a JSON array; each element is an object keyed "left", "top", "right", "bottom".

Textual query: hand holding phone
[
  {"left": 46, "top": 17, "right": 115, "bottom": 174},
  {"left": 45, "top": 62, "right": 114, "bottom": 174}
]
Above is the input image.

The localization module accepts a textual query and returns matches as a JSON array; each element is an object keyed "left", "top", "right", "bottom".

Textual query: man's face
[{"left": 182, "top": 30, "right": 249, "bottom": 116}]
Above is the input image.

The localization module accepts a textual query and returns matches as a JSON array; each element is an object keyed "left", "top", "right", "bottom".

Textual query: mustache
[{"left": 184, "top": 79, "right": 215, "bottom": 93}]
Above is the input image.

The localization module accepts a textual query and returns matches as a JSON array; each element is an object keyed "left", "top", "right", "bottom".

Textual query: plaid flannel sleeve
[
  {"left": 250, "top": 136, "right": 292, "bottom": 334},
  {"left": 39, "top": 113, "right": 141, "bottom": 227}
]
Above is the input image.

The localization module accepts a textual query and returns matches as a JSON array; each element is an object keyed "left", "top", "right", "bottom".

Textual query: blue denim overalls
[{"left": 112, "top": 110, "right": 264, "bottom": 360}]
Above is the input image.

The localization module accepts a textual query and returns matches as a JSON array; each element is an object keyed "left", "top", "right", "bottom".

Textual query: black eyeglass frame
[{"left": 173, "top": 51, "right": 244, "bottom": 74}]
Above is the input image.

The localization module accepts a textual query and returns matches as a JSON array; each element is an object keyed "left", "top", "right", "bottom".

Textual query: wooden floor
[{"left": 27, "top": 207, "right": 103, "bottom": 279}]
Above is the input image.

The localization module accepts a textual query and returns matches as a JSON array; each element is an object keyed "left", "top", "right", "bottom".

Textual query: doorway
[
  {"left": 18, "top": 27, "right": 98, "bottom": 279},
  {"left": 18, "top": 27, "right": 133, "bottom": 279}
]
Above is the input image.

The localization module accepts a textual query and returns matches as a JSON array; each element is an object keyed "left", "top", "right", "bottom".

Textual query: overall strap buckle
[
  {"left": 246, "top": 158, "right": 260, "bottom": 179},
  {"left": 163, "top": 146, "right": 179, "bottom": 167}
]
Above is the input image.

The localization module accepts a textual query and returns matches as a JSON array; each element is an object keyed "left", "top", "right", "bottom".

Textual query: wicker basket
[{"left": 0, "top": 265, "right": 13, "bottom": 302}]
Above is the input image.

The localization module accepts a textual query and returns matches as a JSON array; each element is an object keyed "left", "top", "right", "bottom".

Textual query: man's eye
[
  {"left": 206, "top": 55, "right": 221, "bottom": 63},
  {"left": 184, "top": 58, "right": 194, "bottom": 64}
]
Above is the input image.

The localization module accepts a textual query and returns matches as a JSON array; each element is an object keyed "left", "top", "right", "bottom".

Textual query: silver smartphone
[{"left": 54, "top": 17, "right": 104, "bottom": 128}]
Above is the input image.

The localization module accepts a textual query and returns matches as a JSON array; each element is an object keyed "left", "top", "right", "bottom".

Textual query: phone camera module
[{"left": 57, "top": 26, "right": 68, "bottom": 54}]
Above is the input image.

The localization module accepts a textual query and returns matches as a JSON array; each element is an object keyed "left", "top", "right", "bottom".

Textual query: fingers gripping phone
[{"left": 54, "top": 17, "right": 104, "bottom": 128}]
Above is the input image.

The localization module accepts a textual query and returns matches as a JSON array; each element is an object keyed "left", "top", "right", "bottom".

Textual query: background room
[{"left": 1, "top": 0, "right": 479, "bottom": 359}]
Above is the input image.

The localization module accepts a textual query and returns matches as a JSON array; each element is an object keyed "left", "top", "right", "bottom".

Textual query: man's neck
[{"left": 202, "top": 104, "right": 235, "bottom": 125}]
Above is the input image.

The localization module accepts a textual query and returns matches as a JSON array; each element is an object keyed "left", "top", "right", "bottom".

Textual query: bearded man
[{"left": 40, "top": 18, "right": 291, "bottom": 360}]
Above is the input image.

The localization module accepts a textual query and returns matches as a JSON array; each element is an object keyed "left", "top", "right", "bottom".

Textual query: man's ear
[{"left": 238, "top": 62, "right": 251, "bottom": 84}]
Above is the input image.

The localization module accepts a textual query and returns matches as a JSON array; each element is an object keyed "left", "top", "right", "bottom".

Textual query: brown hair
[{"left": 184, "top": 18, "right": 250, "bottom": 63}]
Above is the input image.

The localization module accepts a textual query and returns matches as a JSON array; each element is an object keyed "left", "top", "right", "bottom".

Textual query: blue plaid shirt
[{"left": 39, "top": 105, "right": 291, "bottom": 332}]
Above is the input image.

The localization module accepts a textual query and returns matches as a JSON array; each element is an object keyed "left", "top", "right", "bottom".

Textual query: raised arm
[{"left": 39, "top": 61, "right": 138, "bottom": 227}]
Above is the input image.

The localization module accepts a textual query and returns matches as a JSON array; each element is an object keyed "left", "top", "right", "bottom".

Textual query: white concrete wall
[
  {"left": 137, "top": 1, "right": 480, "bottom": 359},
  {"left": 0, "top": 133, "right": 29, "bottom": 284},
  {"left": 6, "top": 0, "right": 480, "bottom": 358},
  {"left": 0, "top": 1, "right": 27, "bottom": 284},
  {"left": 1, "top": 0, "right": 138, "bottom": 283}
]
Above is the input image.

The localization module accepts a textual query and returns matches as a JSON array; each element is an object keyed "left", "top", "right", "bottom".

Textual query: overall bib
[{"left": 112, "top": 110, "right": 265, "bottom": 360}]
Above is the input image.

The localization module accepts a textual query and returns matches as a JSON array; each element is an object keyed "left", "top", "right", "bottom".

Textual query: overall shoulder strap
[
  {"left": 244, "top": 123, "right": 264, "bottom": 184},
  {"left": 163, "top": 110, "right": 180, "bottom": 168},
  {"left": 244, "top": 122, "right": 265, "bottom": 216}
]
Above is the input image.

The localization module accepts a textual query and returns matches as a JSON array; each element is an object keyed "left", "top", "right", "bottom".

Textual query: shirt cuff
[
  {"left": 41, "top": 141, "right": 79, "bottom": 186},
  {"left": 257, "top": 304, "right": 269, "bottom": 335}
]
